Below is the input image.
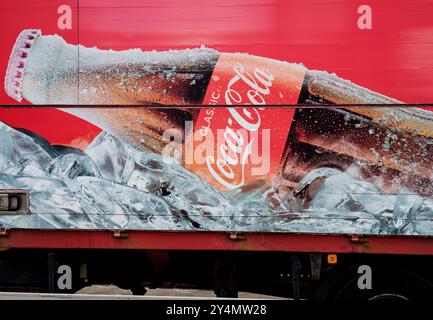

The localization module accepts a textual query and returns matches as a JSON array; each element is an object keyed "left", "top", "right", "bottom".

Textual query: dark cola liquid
[{"left": 280, "top": 81, "right": 433, "bottom": 197}]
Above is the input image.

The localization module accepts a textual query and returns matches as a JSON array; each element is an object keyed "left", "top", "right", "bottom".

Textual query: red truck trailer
[
  {"left": 1, "top": 104, "right": 432, "bottom": 301},
  {"left": 1, "top": 0, "right": 433, "bottom": 301}
]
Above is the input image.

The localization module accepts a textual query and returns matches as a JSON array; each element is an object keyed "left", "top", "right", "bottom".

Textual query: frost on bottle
[{"left": 5, "top": 29, "right": 433, "bottom": 196}]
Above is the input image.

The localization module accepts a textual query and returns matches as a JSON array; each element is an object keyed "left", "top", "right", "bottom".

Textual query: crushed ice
[{"left": 0, "top": 121, "right": 432, "bottom": 235}]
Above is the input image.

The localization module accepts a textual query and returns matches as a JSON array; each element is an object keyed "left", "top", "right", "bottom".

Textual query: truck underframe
[{"left": 1, "top": 229, "right": 433, "bottom": 300}]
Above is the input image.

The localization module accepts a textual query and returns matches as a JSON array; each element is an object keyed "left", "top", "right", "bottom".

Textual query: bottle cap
[{"left": 4, "top": 29, "right": 41, "bottom": 102}]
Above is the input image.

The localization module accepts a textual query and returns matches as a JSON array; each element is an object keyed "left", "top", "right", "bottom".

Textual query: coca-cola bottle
[{"left": 5, "top": 29, "right": 433, "bottom": 196}]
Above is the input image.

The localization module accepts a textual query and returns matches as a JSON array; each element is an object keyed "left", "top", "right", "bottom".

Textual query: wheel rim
[{"left": 368, "top": 293, "right": 409, "bottom": 301}]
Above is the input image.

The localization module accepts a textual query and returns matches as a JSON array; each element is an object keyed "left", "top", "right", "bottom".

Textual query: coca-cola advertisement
[{"left": 1, "top": 0, "right": 433, "bottom": 235}]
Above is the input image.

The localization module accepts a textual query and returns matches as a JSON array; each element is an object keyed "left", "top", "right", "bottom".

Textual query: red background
[{"left": 1, "top": 0, "right": 433, "bottom": 146}]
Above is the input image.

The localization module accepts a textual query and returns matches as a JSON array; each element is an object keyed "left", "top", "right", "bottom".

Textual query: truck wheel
[
  {"left": 214, "top": 288, "right": 239, "bottom": 298},
  {"left": 316, "top": 267, "right": 433, "bottom": 301},
  {"left": 131, "top": 285, "right": 147, "bottom": 296}
]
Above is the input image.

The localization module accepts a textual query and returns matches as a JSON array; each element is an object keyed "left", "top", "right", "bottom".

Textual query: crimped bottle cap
[{"left": 4, "top": 29, "right": 41, "bottom": 102}]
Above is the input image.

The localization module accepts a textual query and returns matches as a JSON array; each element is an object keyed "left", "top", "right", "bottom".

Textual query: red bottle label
[{"left": 186, "top": 53, "right": 305, "bottom": 190}]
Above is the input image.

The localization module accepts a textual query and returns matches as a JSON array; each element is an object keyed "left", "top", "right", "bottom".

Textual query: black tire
[
  {"left": 131, "top": 285, "right": 147, "bottom": 296},
  {"left": 313, "top": 265, "right": 433, "bottom": 301},
  {"left": 214, "top": 288, "right": 239, "bottom": 298}
]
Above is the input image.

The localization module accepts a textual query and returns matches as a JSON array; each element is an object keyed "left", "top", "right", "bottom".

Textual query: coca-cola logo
[
  {"left": 225, "top": 63, "right": 274, "bottom": 106},
  {"left": 206, "top": 63, "right": 274, "bottom": 189}
]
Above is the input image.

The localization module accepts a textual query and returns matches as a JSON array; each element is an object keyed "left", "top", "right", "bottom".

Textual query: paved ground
[
  {"left": 77, "top": 285, "right": 282, "bottom": 299},
  {"left": 0, "top": 285, "right": 283, "bottom": 300}
]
